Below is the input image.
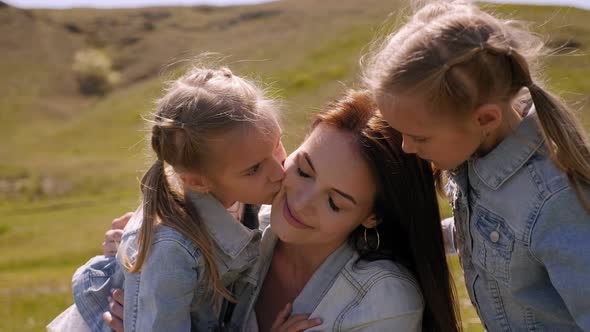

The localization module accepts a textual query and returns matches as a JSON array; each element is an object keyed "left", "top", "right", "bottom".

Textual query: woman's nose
[{"left": 289, "top": 186, "right": 314, "bottom": 215}]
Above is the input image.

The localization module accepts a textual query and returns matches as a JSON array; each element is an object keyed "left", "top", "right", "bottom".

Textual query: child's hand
[
  {"left": 102, "top": 288, "right": 125, "bottom": 332},
  {"left": 102, "top": 212, "right": 133, "bottom": 256},
  {"left": 270, "top": 303, "right": 322, "bottom": 332}
]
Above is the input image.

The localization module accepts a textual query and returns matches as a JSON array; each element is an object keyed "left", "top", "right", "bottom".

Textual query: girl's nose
[{"left": 401, "top": 135, "right": 417, "bottom": 154}]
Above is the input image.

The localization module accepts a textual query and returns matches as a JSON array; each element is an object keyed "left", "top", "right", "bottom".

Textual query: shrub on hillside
[{"left": 72, "top": 48, "right": 120, "bottom": 95}]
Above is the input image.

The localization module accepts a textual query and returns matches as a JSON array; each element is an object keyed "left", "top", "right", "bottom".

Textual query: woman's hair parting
[
  {"left": 312, "top": 89, "right": 461, "bottom": 332},
  {"left": 124, "top": 65, "right": 278, "bottom": 301},
  {"left": 364, "top": 1, "right": 590, "bottom": 210}
]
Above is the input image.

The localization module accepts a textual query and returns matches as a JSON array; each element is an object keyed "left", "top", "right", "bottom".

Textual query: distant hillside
[{"left": 1, "top": 0, "right": 589, "bottom": 203}]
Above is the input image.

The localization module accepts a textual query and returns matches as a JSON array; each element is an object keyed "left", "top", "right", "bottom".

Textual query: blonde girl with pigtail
[
  {"left": 55, "top": 66, "right": 287, "bottom": 332},
  {"left": 365, "top": 1, "right": 590, "bottom": 330}
]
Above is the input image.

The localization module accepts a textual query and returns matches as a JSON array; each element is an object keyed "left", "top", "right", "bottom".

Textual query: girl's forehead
[
  {"left": 381, "top": 96, "right": 440, "bottom": 132},
  {"left": 200, "top": 122, "right": 276, "bottom": 164}
]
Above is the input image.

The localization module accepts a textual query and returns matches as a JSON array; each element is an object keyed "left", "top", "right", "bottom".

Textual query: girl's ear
[
  {"left": 473, "top": 103, "right": 503, "bottom": 134},
  {"left": 179, "top": 172, "right": 212, "bottom": 193}
]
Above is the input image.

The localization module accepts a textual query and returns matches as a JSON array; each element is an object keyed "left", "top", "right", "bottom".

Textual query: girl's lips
[{"left": 282, "top": 199, "right": 312, "bottom": 229}]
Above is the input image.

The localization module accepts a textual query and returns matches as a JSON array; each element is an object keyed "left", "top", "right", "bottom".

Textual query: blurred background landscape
[{"left": 1, "top": 0, "right": 589, "bottom": 330}]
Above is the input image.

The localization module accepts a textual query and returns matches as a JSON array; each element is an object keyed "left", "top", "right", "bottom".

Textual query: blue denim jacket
[
  {"left": 449, "top": 108, "right": 590, "bottom": 331},
  {"left": 73, "top": 192, "right": 261, "bottom": 332},
  {"left": 226, "top": 206, "right": 424, "bottom": 332}
]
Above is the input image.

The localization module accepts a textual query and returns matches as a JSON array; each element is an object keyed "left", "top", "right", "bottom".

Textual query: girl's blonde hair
[
  {"left": 125, "top": 66, "right": 278, "bottom": 302},
  {"left": 364, "top": 1, "right": 590, "bottom": 210}
]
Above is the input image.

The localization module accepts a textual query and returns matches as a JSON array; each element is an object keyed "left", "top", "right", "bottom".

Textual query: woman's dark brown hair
[{"left": 312, "top": 89, "right": 461, "bottom": 332}]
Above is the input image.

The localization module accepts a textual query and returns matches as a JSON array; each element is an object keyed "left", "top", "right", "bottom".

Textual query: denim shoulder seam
[
  {"left": 343, "top": 268, "right": 422, "bottom": 307},
  {"left": 527, "top": 185, "right": 569, "bottom": 264},
  {"left": 337, "top": 272, "right": 422, "bottom": 331},
  {"left": 151, "top": 237, "right": 202, "bottom": 262}
]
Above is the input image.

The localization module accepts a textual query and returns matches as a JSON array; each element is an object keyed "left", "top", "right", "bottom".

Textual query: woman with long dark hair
[{"left": 227, "top": 89, "right": 460, "bottom": 332}]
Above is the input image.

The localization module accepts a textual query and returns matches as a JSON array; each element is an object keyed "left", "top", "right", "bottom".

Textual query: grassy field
[{"left": 1, "top": 0, "right": 589, "bottom": 331}]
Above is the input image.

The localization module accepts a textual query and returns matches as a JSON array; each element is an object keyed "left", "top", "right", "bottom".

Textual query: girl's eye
[
  {"left": 246, "top": 164, "right": 261, "bottom": 176},
  {"left": 413, "top": 137, "right": 429, "bottom": 143},
  {"left": 328, "top": 197, "right": 341, "bottom": 212},
  {"left": 297, "top": 167, "right": 311, "bottom": 178}
]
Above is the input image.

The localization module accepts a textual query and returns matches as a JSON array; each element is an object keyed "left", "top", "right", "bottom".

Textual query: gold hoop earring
[{"left": 364, "top": 227, "right": 380, "bottom": 251}]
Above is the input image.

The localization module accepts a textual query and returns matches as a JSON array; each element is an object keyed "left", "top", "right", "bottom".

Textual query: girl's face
[
  {"left": 379, "top": 96, "right": 482, "bottom": 170},
  {"left": 270, "top": 123, "right": 377, "bottom": 248},
  {"left": 205, "top": 122, "right": 287, "bottom": 207}
]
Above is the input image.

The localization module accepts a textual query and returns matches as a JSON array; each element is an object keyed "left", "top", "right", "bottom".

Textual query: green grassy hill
[{"left": 0, "top": 1, "right": 588, "bottom": 330}]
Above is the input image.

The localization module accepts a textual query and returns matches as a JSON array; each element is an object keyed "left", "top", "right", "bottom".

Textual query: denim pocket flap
[{"left": 474, "top": 208, "right": 514, "bottom": 251}]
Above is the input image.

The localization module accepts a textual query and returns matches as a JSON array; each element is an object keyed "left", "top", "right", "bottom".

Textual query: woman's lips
[{"left": 282, "top": 199, "right": 312, "bottom": 229}]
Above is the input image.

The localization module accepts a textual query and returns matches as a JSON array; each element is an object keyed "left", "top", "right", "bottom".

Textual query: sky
[
  {"left": 4, "top": 0, "right": 276, "bottom": 9},
  {"left": 4, "top": 0, "right": 590, "bottom": 10},
  {"left": 484, "top": 0, "right": 590, "bottom": 10}
]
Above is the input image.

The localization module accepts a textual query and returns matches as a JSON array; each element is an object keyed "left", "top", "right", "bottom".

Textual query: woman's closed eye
[
  {"left": 328, "top": 196, "right": 341, "bottom": 212},
  {"left": 297, "top": 167, "right": 311, "bottom": 178}
]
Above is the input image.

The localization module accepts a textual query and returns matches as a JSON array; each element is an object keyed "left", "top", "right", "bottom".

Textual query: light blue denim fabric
[
  {"left": 73, "top": 191, "right": 260, "bottom": 332},
  {"left": 448, "top": 108, "right": 590, "bottom": 331},
  {"left": 227, "top": 207, "right": 424, "bottom": 332},
  {"left": 72, "top": 254, "right": 124, "bottom": 332}
]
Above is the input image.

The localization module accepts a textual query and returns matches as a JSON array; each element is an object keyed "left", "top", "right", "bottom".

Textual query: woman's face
[{"left": 270, "top": 123, "right": 377, "bottom": 248}]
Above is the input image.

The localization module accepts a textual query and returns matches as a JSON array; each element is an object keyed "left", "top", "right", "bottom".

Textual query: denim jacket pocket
[{"left": 473, "top": 207, "right": 515, "bottom": 285}]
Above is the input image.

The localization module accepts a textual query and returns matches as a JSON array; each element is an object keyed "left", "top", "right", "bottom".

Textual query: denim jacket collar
[
  {"left": 470, "top": 108, "right": 544, "bottom": 190},
  {"left": 291, "top": 240, "right": 355, "bottom": 314},
  {"left": 186, "top": 191, "right": 260, "bottom": 259},
  {"left": 243, "top": 225, "right": 355, "bottom": 313}
]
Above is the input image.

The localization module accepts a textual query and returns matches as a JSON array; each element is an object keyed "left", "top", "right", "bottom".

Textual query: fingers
[
  {"left": 102, "top": 311, "right": 124, "bottom": 332},
  {"left": 103, "top": 211, "right": 132, "bottom": 256},
  {"left": 270, "top": 303, "right": 322, "bottom": 332},
  {"left": 111, "top": 212, "right": 133, "bottom": 230},
  {"left": 282, "top": 314, "right": 321, "bottom": 332},
  {"left": 104, "top": 289, "right": 125, "bottom": 331},
  {"left": 271, "top": 303, "right": 292, "bottom": 329},
  {"left": 105, "top": 229, "right": 123, "bottom": 243},
  {"left": 102, "top": 229, "right": 124, "bottom": 256},
  {"left": 111, "top": 288, "right": 124, "bottom": 306},
  {"left": 108, "top": 296, "right": 124, "bottom": 320}
]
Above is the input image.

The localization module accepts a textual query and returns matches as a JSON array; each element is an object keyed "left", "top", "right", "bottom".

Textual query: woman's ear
[
  {"left": 179, "top": 172, "right": 211, "bottom": 193},
  {"left": 361, "top": 214, "right": 378, "bottom": 229}
]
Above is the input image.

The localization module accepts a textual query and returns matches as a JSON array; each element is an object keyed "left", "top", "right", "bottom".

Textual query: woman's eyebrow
[
  {"left": 304, "top": 152, "right": 357, "bottom": 205},
  {"left": 302, "top": 152, "right": 316, "bottom": 172},
  {"left": 333, "top": 188, "right": 357, "bottom": 205}
]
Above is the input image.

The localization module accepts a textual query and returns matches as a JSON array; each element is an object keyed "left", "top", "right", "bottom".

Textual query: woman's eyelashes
[
  {"left": 296, "top": 160, "right": 341, "bottom": 212},
  {"left": 297, "top": 167, "right": 310, "bottom": 178},
  {"left": 328, "top": 196, "right": 341, "bottom": 212}
]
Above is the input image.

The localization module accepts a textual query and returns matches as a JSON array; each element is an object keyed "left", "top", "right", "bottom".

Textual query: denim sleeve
[
  {"left": 124, "top": 239, "right": 200, "bottom": 332},
  {"left": 72, "top": 255, "right": 124, "bottom": 332},
  {"left": 531, "top": 187, "right": 590, "bottom": 330}
]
